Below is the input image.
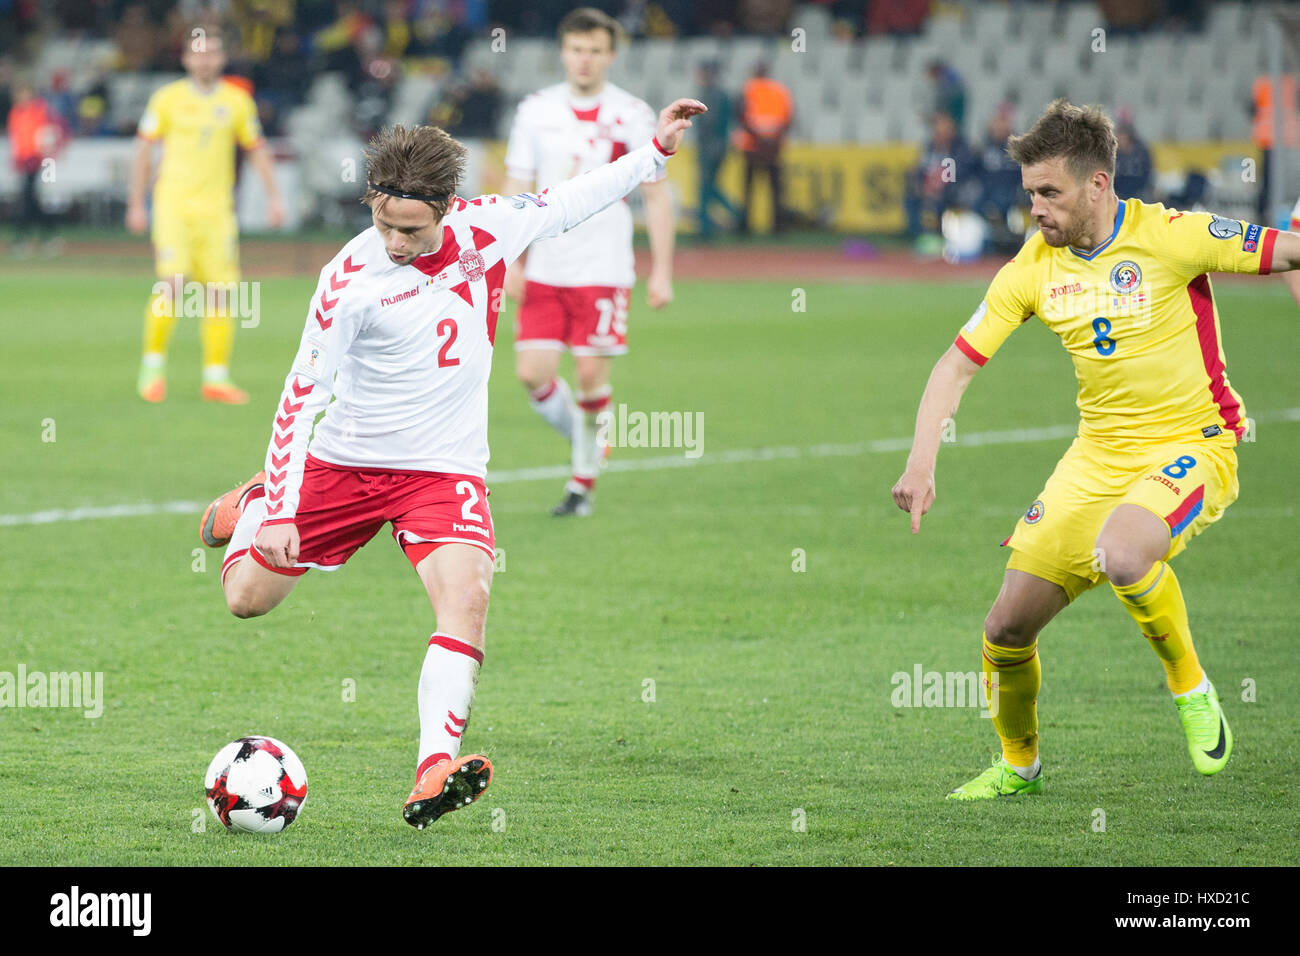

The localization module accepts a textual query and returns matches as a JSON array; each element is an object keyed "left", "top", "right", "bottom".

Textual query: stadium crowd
[{"left": 0, "top": 0, "right": 1271, "bottom": 248}]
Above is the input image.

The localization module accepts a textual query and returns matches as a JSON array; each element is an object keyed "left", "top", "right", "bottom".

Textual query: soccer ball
[{"left": 204, "top": 736, "right": 308, "bottom": 833}]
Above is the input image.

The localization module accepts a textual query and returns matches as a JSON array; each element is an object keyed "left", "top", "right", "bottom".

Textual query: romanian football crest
[
  {"left": 1109, "top": 261, "right": 1142, "bottom": 294},
  {"left": 1024, "top": 500, "right": 1045, "bottom": 524}
]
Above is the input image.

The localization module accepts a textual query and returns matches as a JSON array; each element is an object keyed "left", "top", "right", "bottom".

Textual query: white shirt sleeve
[
  {"left": 478, "top": 139, "right": 672, "bottom": 266},
  {"left": 503, "top": 96, "right": 537, "bottom": 183},
  {"left": 261, "top": 260, "right": 367, "bottom": 523}
]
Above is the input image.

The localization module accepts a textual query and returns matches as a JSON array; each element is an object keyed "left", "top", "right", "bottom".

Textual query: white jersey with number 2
[{"left": 259, "top": 140, "right": 673, "bottom": 524}]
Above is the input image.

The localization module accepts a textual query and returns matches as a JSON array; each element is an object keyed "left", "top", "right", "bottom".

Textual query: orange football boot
[
  {"left": 199, "top": 471, "right": 266, "bottom": 547},
  {"left": 201, "top": 380, "right": 250, "bottom": 404},
  {"left": 138, "top": 367, "right": 166, "bottom": 403},
  {"left": 403, "top": 754, "right": 493, "bottom": 829}
]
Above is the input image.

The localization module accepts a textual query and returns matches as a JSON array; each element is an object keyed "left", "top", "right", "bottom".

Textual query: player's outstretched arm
[
  {"left": 892, "top": 344, "right": 981, "bottom": 534},
  {"left": 1267, "top": 228, "right": 1300, "bottom": 273}
]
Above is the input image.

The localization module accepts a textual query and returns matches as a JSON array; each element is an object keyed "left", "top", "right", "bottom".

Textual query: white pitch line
[{"left": 3, "top": 409, "right": 1297, "bottom": 528}]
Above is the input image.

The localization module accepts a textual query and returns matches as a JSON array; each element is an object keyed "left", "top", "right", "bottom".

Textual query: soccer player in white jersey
[
  {"left": 502, "top": 7, "right": 678, "bottom": 516},
  {"left": 196, "top": 98, "right": 705, "bottom": 828}
]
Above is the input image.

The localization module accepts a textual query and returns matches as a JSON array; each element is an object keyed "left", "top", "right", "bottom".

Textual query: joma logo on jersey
[
  {"left": 1048, "top": 281, "right": 1083, "bottom": 299},
  {"left": 381, "top": 287, "right": 419, "bottom": 307}
]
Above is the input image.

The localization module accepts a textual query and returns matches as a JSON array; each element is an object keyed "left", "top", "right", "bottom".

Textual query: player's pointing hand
[
  {"left": 655, "top": 99, "right": 707, "bottom": 153},
  {"left": 892, "top": 468, "right": 936, "bottom": 535}
]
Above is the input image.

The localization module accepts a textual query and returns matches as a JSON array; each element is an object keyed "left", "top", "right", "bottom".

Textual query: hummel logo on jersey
[
  {"left": 452, "top": 522, "right": 489, "bottom": 537},
  {"left": 381, "top": 286, "right": 420, "bottom": 307}
]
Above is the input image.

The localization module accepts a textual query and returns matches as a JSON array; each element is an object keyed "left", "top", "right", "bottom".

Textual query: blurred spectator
[
  {"left": 7, "top": 81, "right": 66, "bottom": 255},
  {"left": 737, "top": 0, "right": 795, "bottom": 34},
  {"left": 973, "top": 104, "right": 1021, "bottom": 225},
  {"left": 926, "top": 59, "right": 966, "bottom": 130},
  {"left": 433, "top": 68, "right": 502, "bottom": 139},
  {"left": 252, "top": 25, "right": 311, "bottom": 134},
  {"left": 694, "top": 60, "right": 739, "bottom": 240},
  {"left": 1252, "top": 73, "right": 1300, "bottom": 221},
  {"left": 114, "top": 4, "right": 160, "bottom": 70},
  {"left": 904, "top": 111, "right": 975, "bottom": 240},
  {"left": 734, "top": 61, "right": 792, "bottom": 234},
  {"left": 868, "top": 0, "right": 930, "bottom": 36},
  {"left": 1113, "top": 120, "right": 1152, "bottom": 201}
]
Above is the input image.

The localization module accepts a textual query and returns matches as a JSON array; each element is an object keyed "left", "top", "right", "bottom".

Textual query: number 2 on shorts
[{"left": 455, "top": 480, "right": 484, "bottom": 522}]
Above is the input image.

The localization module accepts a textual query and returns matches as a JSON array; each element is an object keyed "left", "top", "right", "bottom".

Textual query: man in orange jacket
[
  {"left": 7, "top": 81, "right": 64, "bottom": 255},
  {"left": 734, "top": 62, "right": 793, "bottom": 233}
]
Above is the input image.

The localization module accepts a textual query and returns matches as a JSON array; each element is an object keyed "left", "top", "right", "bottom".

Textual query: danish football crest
[
  {"left": 1109, "top": 261, "right": 1141, "bottom": 294},
  {"left": 459, "top": 249, "right": 485, "bottom": 282}
]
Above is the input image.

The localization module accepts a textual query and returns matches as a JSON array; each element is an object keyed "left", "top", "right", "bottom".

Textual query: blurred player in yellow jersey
[
  {"left": 893, "top": 100, "right": 1300, "bottom": 798},
  {"left": 126, "top": 27, "right": 285, "bottom": 404}
]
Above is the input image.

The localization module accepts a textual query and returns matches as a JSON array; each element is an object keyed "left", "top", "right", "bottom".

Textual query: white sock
[
  {"left": 416, "top": 633, "right": 483, "bottom": 782},
  {"left": 202, "top": 364, "right": 229, "bottom": 383},
  {"left": 529, "top": 378, "right": 576, "bottom": 440},
  {"left": 221, "top": 490, "right": 266, "bottom": 586},
  {"left": 1173, "top": 676, "right": 1210, "bottom": 700},
  {"left": 141, "top": 351, "right": 165, "bottom": 369},
  {"left": 1008, "top": 758, "right": 1040, "bottom": 781},
  {"left": 571, "top": 385, "right": 612, "bottom": 489}
]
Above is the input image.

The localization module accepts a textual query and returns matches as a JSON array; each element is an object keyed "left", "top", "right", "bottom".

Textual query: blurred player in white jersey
[
  {"left": 502, "top": 7, "right": 678, "bottom": 516},
  {"left": 196, "top": 99, "right": 704, "bottom": 828}
]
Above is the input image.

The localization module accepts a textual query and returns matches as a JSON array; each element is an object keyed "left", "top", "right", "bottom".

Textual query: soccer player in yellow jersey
[
  {"left": 126, "top": 28, "right": 285, "bottom": 404},
  {"left": 893, "top": 100, "right": 1300, "bottom": 798}
]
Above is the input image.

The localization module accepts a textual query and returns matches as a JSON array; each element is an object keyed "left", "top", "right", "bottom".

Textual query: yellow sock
[
  {"left": 142, "top": 291, "right": 176, "bottom": 358},
  {"left": 1112, "top": 561, "right": 1204, "bottom": 694},
  {"left": 981, "top": 633, "right": 1040, "bottom": 766},
  {"left": 200, "top": 310, "right": 235, "bottom": 379}
]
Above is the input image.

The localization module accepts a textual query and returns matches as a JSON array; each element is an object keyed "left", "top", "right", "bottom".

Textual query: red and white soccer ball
[{"left": 205, "top": 736, "right": 308, "bottom": 833}]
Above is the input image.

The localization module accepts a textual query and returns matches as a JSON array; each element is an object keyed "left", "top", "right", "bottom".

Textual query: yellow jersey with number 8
[{"left": 955, "top": 199, "right": 1275, "bottom": 448}]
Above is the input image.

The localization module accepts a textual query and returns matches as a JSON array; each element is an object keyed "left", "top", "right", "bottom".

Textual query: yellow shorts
[
  {"left": 1004, "top": 435, "right": 1239, "bottom": 601},
  {"left": 152, "top": 201, "right": 239, "bottom": 283}
]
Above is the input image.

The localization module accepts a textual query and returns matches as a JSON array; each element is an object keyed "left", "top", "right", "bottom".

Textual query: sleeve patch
[
  {"left": 292, "top": 337, "right": 329, "bottom": 378},
  {"left": 1207, "top": 215, "right": 1242, "bottom": 240},
  {"left": 1242, "top": 222, "right": 1262, "bottom": 253},
  {"left": 962, "top": 300, "right": 988, "bottom": 334},
  {"left": 509, "top": 192, "right": 547, "bottom": 208}
]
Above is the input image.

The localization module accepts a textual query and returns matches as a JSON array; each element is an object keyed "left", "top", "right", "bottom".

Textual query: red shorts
[
  {"left": 249, "top": 455, "right": 495, "bottom": 577},
  {"left": 515, "top": 281, "right": 629, "bottom": 356}
]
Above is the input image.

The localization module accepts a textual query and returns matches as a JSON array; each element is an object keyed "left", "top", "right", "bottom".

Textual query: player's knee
[
  {"left": 1102, "top": 549, "right": 1155, "bottom": 588},
  {"left": 225, "top": 583, "right": 267, "bottom": 620},
  {"left": 983, "top": 611, "right": 1038, "bottom": 648},
  {"left": 515, "top": 361, "right": 548, "bottom": 392}
]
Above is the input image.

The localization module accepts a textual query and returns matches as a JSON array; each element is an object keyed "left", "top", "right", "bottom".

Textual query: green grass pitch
[{"left": 1, "top": 262, "right": 1297, "bottom": 865}]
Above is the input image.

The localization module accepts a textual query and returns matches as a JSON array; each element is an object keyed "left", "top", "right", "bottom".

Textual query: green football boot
[
  {"left": 947, "top": 755, "right": 1043, "bottom": 800},
  {"left": 1176, "top": 680, "right": 1233, "bottom": 775}
]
